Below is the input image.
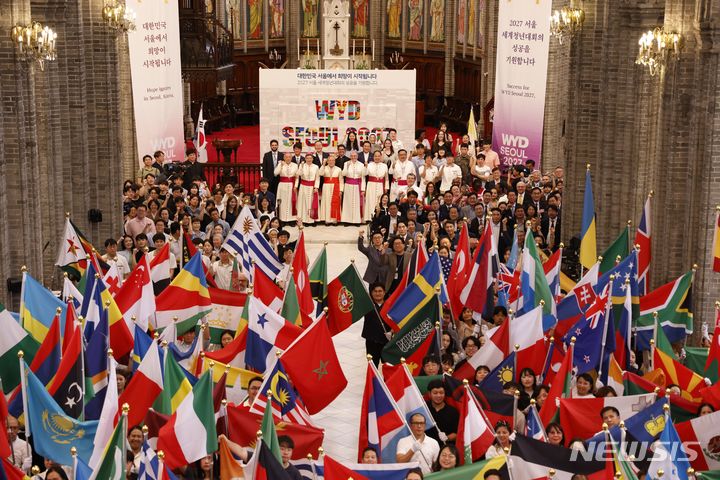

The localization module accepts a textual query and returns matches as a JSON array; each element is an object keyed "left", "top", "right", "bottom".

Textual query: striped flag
[
  {"left": 635, "top": 193, "right": 652, "bottom": 293},
  {"left": 713, "top": 205, "right": 720, "bottom": 273},
  {"left": 580, "top": 166, "right": 597, "bottom": 269},
  {"left": 223, "top": 206, "right": 282, "bottom": 282}
]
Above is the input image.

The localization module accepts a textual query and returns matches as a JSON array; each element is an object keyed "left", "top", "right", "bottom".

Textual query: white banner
[
  {"left": 127, "top": 0, "right": 185, "bottom": 166},
  {"left": 492, "top": 0, "right": 552, "bottom": 169},
  {"left": 259, "top": 70, "right": 416, "bottom": 155}
]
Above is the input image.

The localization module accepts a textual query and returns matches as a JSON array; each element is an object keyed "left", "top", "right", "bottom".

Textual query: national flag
[
  {"left": 89, "top": 405, "right": 127, "bottom": 480},
  {"left": 496, "top": 262, "right": 520, "bottom": 308},
  {"left": 249, "top": 356, "right": 315, "bottom": 426},
  {"left": 0, "top": 382, "right": 11, "bottom": 459},
  {"left": 559, "top": 392, "right": 658, "bottom": 442},
  {"left": 292, "top": 230, "right": 315, "bottom": 319},
  {"left": 157, "top": 370, "right": 218, "bottom": 470},
  {"left": 203, "top": 327, "right": 247, "bottom": 371},
  {"left": 1, "top": 308, "right": 41, "bottom": 399},
  {"left": 382, "top": 295, "right": 441, "bottom": 376},
  {"left": 606, "top": 426, "right": 639, "bottom": 480},
  {"left": 712, "top": 206, "right": 720, "bottom": 272},
  {"left": 388, "top": 252, "right": 448, "bottom": 333},
  {"left": 606, "top": 355, "right": 625, "bottom": 396},
  {"left": 223, "top": 206, "right": 283, "bottom": 281},
  {"left": 63, "top": 299, "right": 80, "bottom": 353},
  {"left": 194, "top": 104, "right": 208, "bottom": 163},
  {"left": 525, "top": 401, "right": 546, "bottom": 442},
  {"left": 103, "top": 261, "right": 122, "bottom": 295},
  {"left": 478, "top": 351, "right": 516, "bottom": 392},
  {"left": 243, "top": 438, "right": 289, "bottom": 480},
  {"left": 142, "top": 409, "right": 170, "bottom": 449},
  {"left": 326, "top": 264, "right": 374, "bottom": 336},
  {"left": 683, "top": 346, "right": 718, "bottom": 384},
  {"left": 83, "top": 309, "right": 110, "bottom": 420},
  {"left": 88, "top": 357, "right": 118, "bottom": 469},
  {"left": 279, "top": 316, "right": 347, "bottom": 414},
  {"left": 622, "top": 371, "right": 699, "bottom": 422},
  {"left": 246, "top": 296, "right": 302, "bottom": 373},
  {"left": 56, "top": 217, "right": 89, "bottom": 281},
  {"left": 383, "top": 361, "right": 437, "bottom": 432},
  {"left": 79, "top": 262, "right": 134, "bottom": 360},
  {"left": 564, "top": 286, "right": 610, "bottom": 375},
  {"left": 447, "top": 222, "right": 473, "bottom": 318},
  {"left": 423, "top": 456, "right": 507, "bottom": 479},
  {"left": 155, "top": 253, "right": 212, "bottom": 334},
  {"left": 511, "top": 305, "right": 547, "bottom": 374},
  {"left": 707, "top": 317, "right": 720, "bottom": 376},
  {"left": 114, "top": 254, "right": 155, "bottom": 331},
  {"left": 46, "top": 326, "right": 84, "bottom": 417},
  {"left": 635, "top": 193, "right": 652, "bottom": 293},
  {"left": 149, "top": 243, "right": 173, "bottom": 293},
  {"left": 0, "top": 457, "right": 29, "bottom": 480},
  {"left": 293, "top": 457, "right": 424, "bottom": 480},
  {"left": 543, "top": 247, "right": 562, "bottom": 303},
  {"left": 119, "top": 340, "right": 164, "bottom": 427},
  {"left": 253, "top": 266, "right": 284, "bottom": 312},
  {"left": 131, "top": 325, "right": 155, "bottom": 370},
  {"left": 697, "top": 471, "right": 720, "bottom": 480},
  {"left": 281, "top": 273, "right": 311, "bottom": 328},
  {"left": 19, "top": 271, "right": 67, "bottom": 343},
  {"left": 309, "top": 244, "right": 328, "bottom": 315},
  {"left": 614, "top": 282, "right": 633, "bottom": 370},
  {"left": 600, "top": 225, "right": 630, "bottom": 274},
  {"left": 218, "top": 436, "right": 245, "bottom": 479},
  {"left": 676, "top": 409, "right": 720, "bottom": 471},
  {"left": 380, "top": 241, "right": 428, "bottom": 326},
  {"left": 538, "top": 338, "right": 573, "bottom": 426},
  {"left": 168, "top": 323, "right": 205, "bottom": 374},
  {"left": 259, "top": 383, "right": 283, "bottom": 465},
  {"left": 579, "top": 166, "right": 597, "bottom": 269},
  {"left": 637, "top": 271, "right": 694, "bottom": 350},
  {"left": 647, "top": 413, "right": 692, "bottom": 480},
  {"left": 199, "top": 357, "right": 257, "bottom": 404},
  {"left": 137, "top": 436, "right": 179, "bottom": 480},
  {"left": 509, "top": 434, "right": 606, "bottom": 479},
  {"left": 444, "top": 375, "right": 515, "bottom": 428},
  {"left": 62, "top": 274, "right": 84, "bottom": 306},
  {"left": 152, "top": 349, "right": 193, "bottom": 415},
  {"left": 357, "top": 361, "right": 410, "bottom": 464},
  {"left": 653, "top": 347, "right": 707, "bottom": 402},
  {"left": 456, "top": 383, "right": 495, "bottom": 465},
  {"left": 25, "top": 363, "right": 99, "bottom": 466},
  {"left": 518, "top": 228, "right": 554, "bottom": 319},
  {"left": 323, "top": 455, "right": 371, "bottom": 480},
  {"left": 225, "top": 404, "right": 324, "bottom": 460},
  {"left": 452, "top": 318, "right": 509, "bottom": 380},
  {"left": 555, "top": 261, "right": 600, "bottom": 337},
  {"left": 459, "top": 223, "right": 496, "bottom": 318}
]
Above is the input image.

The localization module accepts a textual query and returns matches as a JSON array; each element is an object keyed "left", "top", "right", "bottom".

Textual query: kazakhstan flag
[{"left": 25, "top": 361, "right": 98, "bottom": 466}]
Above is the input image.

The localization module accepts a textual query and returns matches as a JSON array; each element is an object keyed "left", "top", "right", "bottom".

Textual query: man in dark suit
[
  {"left": 515, "top": 181, "right": 532, "bottom": 209},
  {"left": 181, "top": 149, "right": 206, "bottom": 190},
  {"left": 362, "top": 282, "right": 392, "bottom": 365},
  {"left": 311, "top": 140, "right": 328, "bottom": 167},
  {"left": 529, "top": 187, "right": 548, "bottom": 218},
  {"left": 373, "top": 202, "right": 402, "bottom": 240},
  {"left": 291, "top": 142, "right": 304, "bottom": 164},
  {"left": 540, "top": 205, "right": 562, "bottom": 251},
  {"left": 335, "top": 144, "right": 350, "bottom": 170},
  {"left": 381, "top": 236, "right": 414, "bottom": 296},
  {"left": 261, "top": 139, "right": 281, "bottom": 193},
  {"left": 357, "top": 230, "right": 388, "bottom": 285},
  {"left": 358, "top": 141, "right": 374, "bottom": 164}
]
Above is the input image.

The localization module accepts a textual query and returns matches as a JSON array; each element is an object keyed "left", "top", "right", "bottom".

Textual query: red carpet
[{"left": 205, "top": 125, "right": 260, "bottom": 164}]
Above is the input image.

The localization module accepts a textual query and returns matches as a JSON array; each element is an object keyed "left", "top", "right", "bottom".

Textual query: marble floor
[{"left": 285, "top": 224, "right": 372, "bottom": 463}]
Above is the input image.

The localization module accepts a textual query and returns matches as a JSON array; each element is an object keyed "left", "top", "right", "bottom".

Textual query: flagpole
[
  {"left": 463, "top": 380, "right": 497, "bottom": 438},
  {"left": 71, "top": 446, "right": 78, "bottom": 480},
  {"left": 538, "top": 336, "right": 554, "bottom": 384},
  {"left": 18, "top": 351, "right": 31, "bottom": 447},
  {"left": 597, "top": 275, "right": 614, "bottom": 383},
  {"left": 121, "top": 403, "right": 130, "bottom": 478},
  {"left": 307, "top": 453, "right": 318, "bottom": 480},
  {"left": 157, "top": 450, "right": 166, "bottom": 479}
]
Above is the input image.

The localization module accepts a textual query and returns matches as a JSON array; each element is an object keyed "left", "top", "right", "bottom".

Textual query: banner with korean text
[
  {"left": 127, "top": 0, "right": 185, "bottom": 166},
  {"left": 491, "top": 0, "right": 552, "bottom": 169},
  {"left": 258, "top": 70, "right": 416, "bottom": 155}
]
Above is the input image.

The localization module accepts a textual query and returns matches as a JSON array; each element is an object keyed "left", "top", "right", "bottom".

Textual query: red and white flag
[
  {"left": 457, "top": 383, "right": 495, "bottom": 465},
  {"left": 447, "top": 222, "right": 473, "bottom": 318},
  {"left": 118, "top": 341, "right": 163, "bottom": 427},
  {"left": 114, "top": 255, "right": 155, "bottom": 331},
  {"left": 291, "top": 231, "right": 315, "bottom": 319},
  {"left": 150, "top": 243, "right": 172, "bottom": 284}
]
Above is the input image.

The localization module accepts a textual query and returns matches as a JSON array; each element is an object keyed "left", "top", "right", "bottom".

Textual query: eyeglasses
[{"left": 410, "top": 421, "right": 426, "bottom": 425}]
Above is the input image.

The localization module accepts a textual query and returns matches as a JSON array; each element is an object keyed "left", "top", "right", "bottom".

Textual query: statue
[
  {"left": 352, "top": 0, "right": 369, "bottom": 37},
  {"left": 248, "top": 0, "right": 262, "bottom": 39},
  {"left": 302, "top": 0, "right": 319, "bottom": 37},
  {"left": 387, "top": 0, "right": 401, "bottom": 39},
  {"left": 430, "top": 0, "right": 445, "bottom": 42},
  {"left": 225, "top": 0, "right": 241, "bottom": 37},
  {"left": 457, "top": 0, "right": 465, "bottom": 44},
  {"left": 270, "top": 0, "right": 284, "bottom": 38},
  {"left": 408, "top": 0, "right": 423, "bottom": 41}
]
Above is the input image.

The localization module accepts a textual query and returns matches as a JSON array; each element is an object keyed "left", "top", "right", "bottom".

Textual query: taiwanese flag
[{"left": 326, "top": 264, "right": 374, "bottom": 336}]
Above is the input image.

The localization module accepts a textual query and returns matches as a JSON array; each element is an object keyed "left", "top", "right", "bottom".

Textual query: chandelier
[
  {"left": 102, "top": 0, "right": 137, "bottom": 33},
  {"left": 549, "top": 6, "right": 585, "bottom": 44},
  {"left": 636, "top": 28, "right": 681, "bottom": 76},
  {"left": 11, "top": 22, "right": 58, "bottom": 71}
]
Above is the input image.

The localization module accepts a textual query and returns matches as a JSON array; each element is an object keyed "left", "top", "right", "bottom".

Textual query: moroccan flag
[
  {"left": 155, "top": 253, "right": 212, "bottom": 334},
  {"left": 291, "top": 231, "right": 315, "bottom": 319},
  {"left": 309, "top": 245, "right": 328, "bottom": 315},
  {"left": 713, "top": 206, "right": 720, "bottom": 272},
  {"left": 382, "top": 295, "right": 441, "bottom": 376},
  {"left": 279, "top": 317, "right": 347, "bottom": 414},
  {"left": 599, "top": 225, "right": 629, "bottom": 274},
  {"left": 157, "top": 371, "right": 218, "bottom": 470},
  {"left": 326, "top": 264, "right": 374, "bottom": 336}
]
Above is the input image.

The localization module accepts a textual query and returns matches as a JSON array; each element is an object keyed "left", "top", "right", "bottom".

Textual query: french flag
[
  {"left": 358, "top": 361, "right": 410, "bottom": 464},
  {"left": 245, "top": 296, "right": 302, "bottom": 373},
  {"left": 459, "top": 222, "right": 496, "bottom": 319}
]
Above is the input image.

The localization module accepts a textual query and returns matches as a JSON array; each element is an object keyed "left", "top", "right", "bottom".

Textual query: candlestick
[
  {"left": 306, "top": 38, "right": 310, "bottom": 54},
  {"left": 297, "top": 38, "right": 300, "bottom": 61},
  {"left": 353, "top": 39, "right": 356, "bottom": 55},
  {"left": 372, "top": 40, "right": 375, "bottom": 63},
  {"left": 363, "top": 39, "right": 366, "bottom": 55},
  {"left": 317, "top": 39, "right": 320, "bottom": 56}
]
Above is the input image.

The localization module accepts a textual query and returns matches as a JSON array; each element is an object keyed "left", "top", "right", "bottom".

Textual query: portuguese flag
[{"left": 326, "top": 264, "right": 374, "bottom": 336}]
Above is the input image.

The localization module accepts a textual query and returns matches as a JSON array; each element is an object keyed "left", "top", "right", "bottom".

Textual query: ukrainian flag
[
  {"left": 20, "top": 272, "right": 67, "bottom": 343},
  {"left": 386, "top": 252, "right": 448, "bottom": 331},
  {"left": 580, "top": 166, "right": 597, "bottom": 269}
]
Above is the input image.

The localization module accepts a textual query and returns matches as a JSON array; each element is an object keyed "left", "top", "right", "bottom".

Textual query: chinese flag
[{"left": 279, "top": 318, "right": 347, "bottom": 414}]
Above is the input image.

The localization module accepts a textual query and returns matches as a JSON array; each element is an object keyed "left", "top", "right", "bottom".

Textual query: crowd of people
[{"left": 6, "top": 123, "right": 716, "bottom": 480}]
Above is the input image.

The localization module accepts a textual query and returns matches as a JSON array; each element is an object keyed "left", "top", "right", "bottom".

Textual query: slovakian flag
[
  {"left": 459, "top": 222, "right": 496, "bottom": 318},
  {"left": 326, "top": 263, "right": 374, "bottom": 336},
  {"left": 358, "top": 360, "right": 410, "bottom": 464},
  {"left": 447, "top": 222, "right": 473, "bottom": 318},
  {"left": 279, "top": 316, "right": 347, "bottom": 415},
  {"left": 456, "top": 382, "right": 496, "bottom": 465},
  {"left": 635, "top": 193, "right": 652, "bottom": 294}
]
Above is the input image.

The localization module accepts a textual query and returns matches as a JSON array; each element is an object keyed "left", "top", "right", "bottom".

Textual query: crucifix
[{"left": 330, "top": 22, "right": 343, "bottom": 55}]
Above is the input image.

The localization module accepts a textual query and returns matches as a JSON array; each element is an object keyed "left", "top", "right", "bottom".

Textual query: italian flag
[
  {"left": 90, "top": 407, "right": 127, "bottom": 480},
  {"left": 157, "top": 370, "right": 218, "bottom": 470},
  {"left": 0, "top": 304, "right": 38, "bottom": 393}
]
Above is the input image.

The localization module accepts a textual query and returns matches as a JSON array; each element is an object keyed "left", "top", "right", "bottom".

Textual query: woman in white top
[
  {"left": 381, "top": 138, "right": 397, "bottom": 167},
  {"left": 418, "top": 154, "right": 439, "bottom": 190},
  {"left": 274, "top": 153, "right": 299, "bottom": 223},
  {"left": 470, "top": 155, "right": 492, "bottom": 188},
  {"left": 295, "top": 154, "right": 320, "bottom": 224},
  {"left": 318, "top": 155, "right": 344, "bottom": 224},
  {"left": 485, "top": 421, "right": 513, "bottom": 458},
  {"left": 363, "top": 150, "right": 389, "bottom": 222},
  {"left": 572, "top": 373, "right": 596, "bottom": 398}
]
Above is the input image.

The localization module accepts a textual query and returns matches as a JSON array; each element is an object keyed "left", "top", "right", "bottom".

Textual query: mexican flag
[
  {"left": 89, "top": 407, "right": 127, "bottom": 480},
  {"left": 0, "top": 303, "right": 38, "bottom": 393},
  {"left": 326, "top": 264, "right": 374, "bottom": 336},
  {"left": 157, "top": 371, "right": 218, "bottom": 470}
]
